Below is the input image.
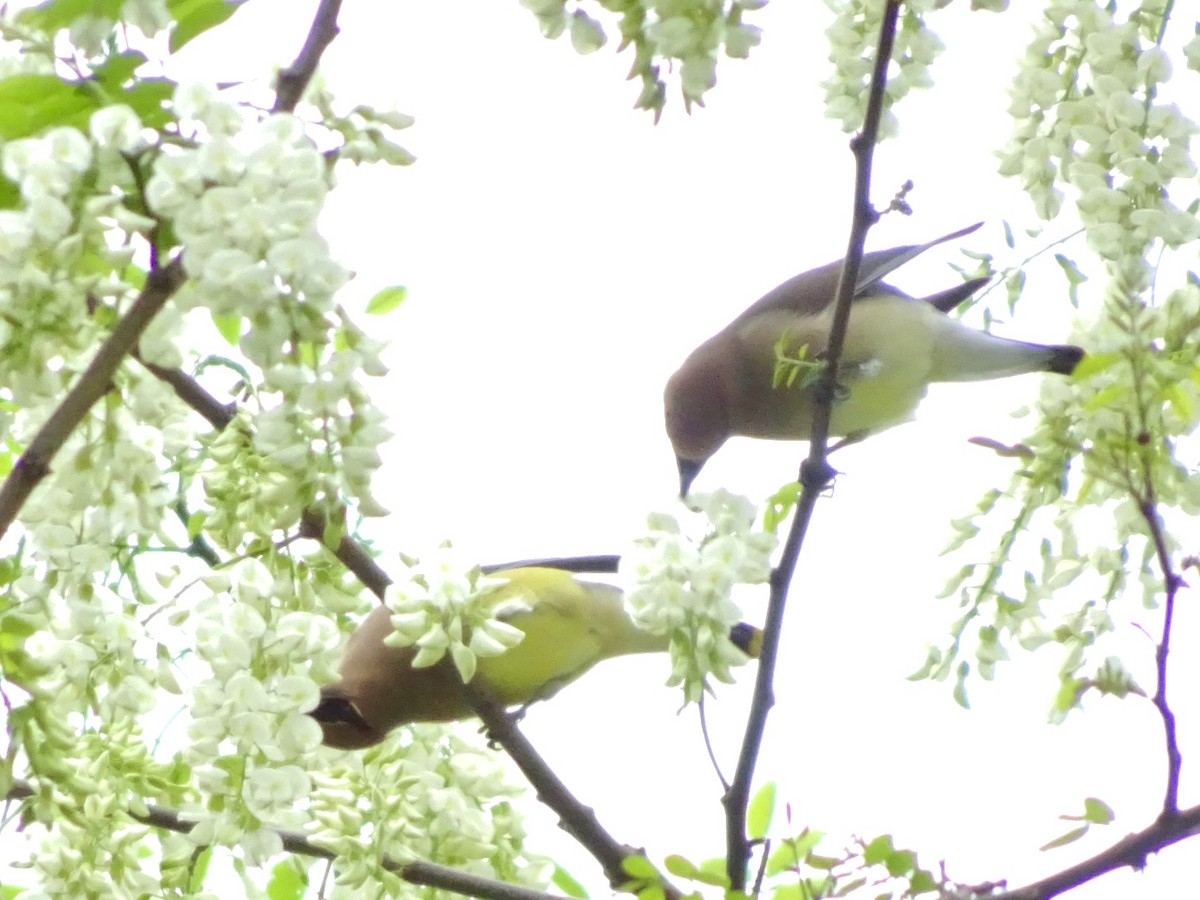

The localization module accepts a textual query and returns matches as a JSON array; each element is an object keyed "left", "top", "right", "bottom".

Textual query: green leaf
[
  {"left": 366, "top": 285, "right": 407, "bottom": 315},
  {"left": 0, "top": 74, "right": 91, "bottom": 139},
  {"left": 168, "top": 0, "right": 247, "bottom": 53},
  {"left": 663, "top": 856, "right": 698, "bottom": 879},
  {"left": 1040, "top": 824, "right": 1088, "bottom": 851},
  {"left": 762, "top": 481, "right": 801, "bottom": 533},
  {"left": 885, "top": 849, "right": 916, "bottom": 877},
  {"left": 0, "top": 173, "right": 18, "bottom": 210},
  {"left": 1053, "top": 253, "right": 1087, "bottom": 307},
  {"left": 550, "top": 865, "right": 589, "bottom": 899},
  {"left": 910, "top": 868, "right": 938, "bottom": 893},
  {"left": 265, "top": 859, "right": 306, "bottom": 900},
  {"left": 1081, "top": 382, "right": 1124, "bottom": 412},
  {"left": 211, "top": 312, "right": 242, "bottom": 346},
  {"left": 17, "top": 0, "right": 122, "bottom": 32},
  {"left": 92, "top": 51, "right": 148, "bottom": 91},
  {"left": 862, "top": 834, "right": 893, "bottom": 866},
  {"left": 1080, "top": 350, "right": 1123, "bottom": 379},
  {"left": 746, "top": 781, "right": 776, "bottom": 840},
  {"left": 764, "top": 828, "right": 824, "bottom": 876},
  {"left": 690, "top": 859, "right": 730, "bottom": 888},
  {"left": 186, "top": 511, "right": 206, "bottom": 541},
  {"left": 1061, "top": 797, "right": 1114, "bottom": 825},
  {"left": 1053, "top": 675, "right": 1086, "bottom": 713},
  {"left": 322, "top": 516, "right": 344, "bottom": 552},
  {"left": 122, "top": 78, "right": 177, "bottom": 128},
  {"left": 1, "top": 614, "right": 38, "bottom": 640},
  {"left": 1083, "top": 797, "right": 1114, "bottom": 825},
  {"left": 621, "top": 855, "right": 658, "bottom": 879},
  {"left": 187, "top": 845, "right": 213, "bottom": 891}
]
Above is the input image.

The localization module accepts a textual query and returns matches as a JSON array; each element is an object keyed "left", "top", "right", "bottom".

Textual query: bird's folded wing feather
[{"left": 731, "top": 222, "right": 985, "bottom": 324}]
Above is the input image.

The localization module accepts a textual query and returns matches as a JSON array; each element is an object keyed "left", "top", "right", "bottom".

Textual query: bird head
[
  {"left": 311, "top": 687, "right": 385, "bottom": 750},
  {"left": 664, "top": 351, "right": 731, "bottom": 496}
]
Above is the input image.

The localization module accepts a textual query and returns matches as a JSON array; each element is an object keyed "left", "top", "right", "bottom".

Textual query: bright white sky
[{"left": 163, "top": 2, "right": 1198, "bottom": 897}]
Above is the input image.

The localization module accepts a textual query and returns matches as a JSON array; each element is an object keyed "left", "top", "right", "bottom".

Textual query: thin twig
[
  {"left": 722, "top": 1, "right": 902, "bottom": 888},
  {"left": 273, "top": 0, "right": 344, "bottom": 114},
  {"left": 0, "top": 260, "right": 185, "bottom": 542},
  {"left": 4, "top": 780, "right": 559, "bottom": 900},
  {"left": 1139, "top": 492, "right": 1183, "bottom": 815}
]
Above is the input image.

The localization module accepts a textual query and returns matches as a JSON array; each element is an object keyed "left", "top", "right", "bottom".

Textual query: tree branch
[
  {"left": 273, "top": 0, "right": 344, "bottom": 114},
  {"left": 722, "top": 1, "right": 902, "bottom": 888},
  {"left": 4, "top": 779, "right": 558, "bottom": 900},
  {"left": 461, "top": 684, "right": 681, "bottom": 899},
  {"left": 1138, "top": 494, "right": 1183, "bottom": 814},
  {"left": 0, "top": 259, "right": 185, "bottom": 543},
  {"left": 990, "top": 801, "right": 1200, "bottom": 900}
]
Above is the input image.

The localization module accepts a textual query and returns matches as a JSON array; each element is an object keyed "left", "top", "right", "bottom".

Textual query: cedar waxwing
[
  {"left": 664, "top": 224, "right": 1085, "bottom": 495},
  {"left": 313, "top": 567, "right": 763, "bottom": 749}
]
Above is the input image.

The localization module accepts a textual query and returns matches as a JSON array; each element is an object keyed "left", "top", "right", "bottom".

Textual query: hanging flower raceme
[{"left": 625, "top": 489, "right": 776, "bottom": 702}]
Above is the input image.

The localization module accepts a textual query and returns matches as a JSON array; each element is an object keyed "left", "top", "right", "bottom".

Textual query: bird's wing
[
  {"left": 921, "top": 276, "right": 990, "bottom": 313},
  {"left": 477, "top": 569, "right": 621, "bottom": 704},
  {"left": 731, "top": 222, "right": 984, "bottom": 324}
]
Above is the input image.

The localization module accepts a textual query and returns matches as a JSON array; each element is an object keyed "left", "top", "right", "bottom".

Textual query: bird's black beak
[{"left": 677, "top": 456, "right": 704, "bottom": 497}]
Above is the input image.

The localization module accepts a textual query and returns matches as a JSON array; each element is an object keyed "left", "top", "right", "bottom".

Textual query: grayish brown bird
[{"left": 664, "top": 224, "right": 1084, "bottom": 495}]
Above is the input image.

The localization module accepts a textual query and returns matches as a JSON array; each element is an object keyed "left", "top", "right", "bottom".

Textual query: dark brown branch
[
  {"left": 1139, "top": 494, "right": 1183, "bottom": 814},
  {"left": 0, "top": 259, "right": 185, "bottom": 543},
  {"left": 1120, "top": 284, "right": 1185, "bottom": 816},
  {"left": 273, "top": 0, "right": 344, "bottom": 114},
  {"left": 460, "top": 683, "right": 681, "bottom": 899},
  {"left": 5, "top": 779, "right": 559, "bottom": 900},
  {"left": 990, "top": 803, "right": 1200, "bottom": 900},
  {"left": 721, "top": 1, "right": 902, "bottom": 889},
  {"left": 140, "top": 358, "right": 235, "bottom": 431}
]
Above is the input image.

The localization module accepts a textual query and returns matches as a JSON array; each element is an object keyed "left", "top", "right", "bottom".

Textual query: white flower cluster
[
  {"left": 145, "top": 84, "right": 392, "bottom": 526},
  {"left": 382, "top": 550, "right": 526, "bottom": 684},
  {"left": 998, "top": 3, "right": 1199, "bottom": 257},
  {"left": 822, "top": 0, "right": 948, "bottom": 137},
  {"left": 9, "top": 386, "right": 183, "bottom": 753},
  {"left": 625, "top": 490, "right": 775, "bottom": 702},
  {"left": 0, "top": 110, "right": 149, "bottom": 413},
  {"left": 19, "top": 816, "right": 159, "bottom": 899},
  {"left": 145, "top": 86, "right": 349, "bottom": 350},
  {"left": 310, "top": 727, "right": 550, "bottom": 893},
  {"left": 519, "top": 0, "right": 765, "bottom": 112},
  {"left": 181, "top": 558, "right": 341, "bottom": 865}
]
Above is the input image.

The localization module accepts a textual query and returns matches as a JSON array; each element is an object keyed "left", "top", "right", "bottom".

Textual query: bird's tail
[
  {"left": 1046, "top": 344, "right": 1085, "bottom": 375},
  {"left": 932, "top": 326, "right": 1085, "bottom": 382},
  {"left": 729, "top": 622, "right": 764, "bottom": 658}
]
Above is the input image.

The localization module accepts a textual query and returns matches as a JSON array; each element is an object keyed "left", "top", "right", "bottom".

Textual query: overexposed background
[{"left": 168, "top": 3, "right": 1197, "bottom": 896}]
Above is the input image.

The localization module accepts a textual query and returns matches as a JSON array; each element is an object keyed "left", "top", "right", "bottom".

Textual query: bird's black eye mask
[{"left": 312, "top": 692, "right": 373, "bottom": 733}]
